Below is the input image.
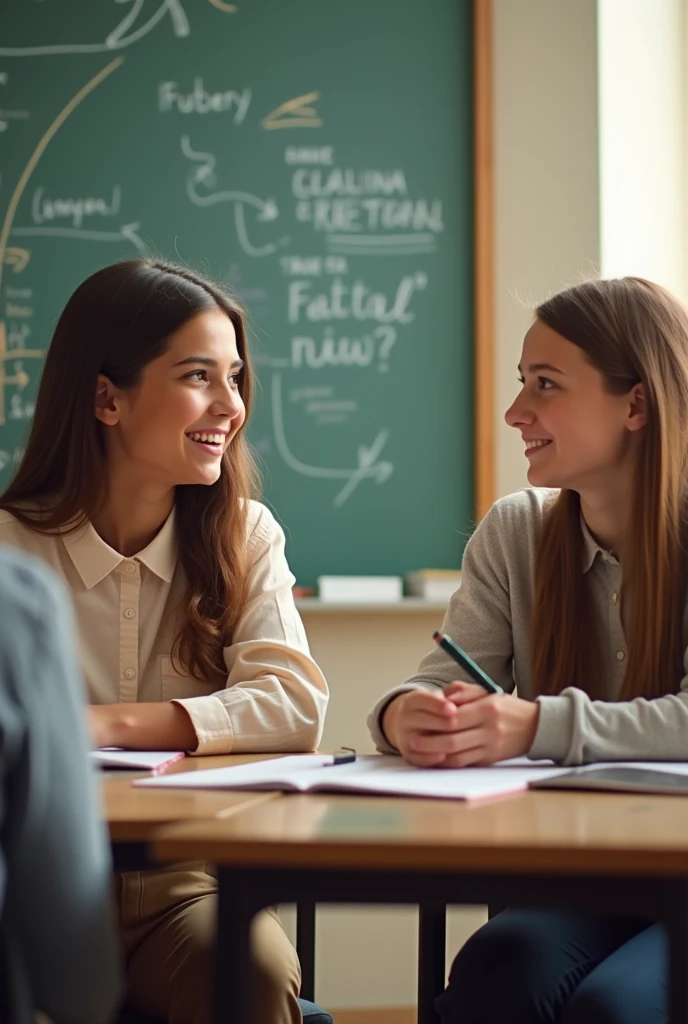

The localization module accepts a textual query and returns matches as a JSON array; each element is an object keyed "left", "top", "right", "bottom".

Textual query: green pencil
[{"left": 432, "top": 630, "right": 503, "bottom": 694}]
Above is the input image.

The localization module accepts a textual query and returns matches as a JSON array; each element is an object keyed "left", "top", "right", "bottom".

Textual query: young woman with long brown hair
[
  {"left": 369, "top": 276, "right": 688, "bottom": 1023},
  {"left": 0, "top": 258, "right": 329, "bottom": 1024}
]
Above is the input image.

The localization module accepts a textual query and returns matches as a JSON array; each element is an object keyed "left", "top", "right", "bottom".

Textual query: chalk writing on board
[
  {"left": 0, "top": 71, "right": 30, "bottom": 134},
  {"left": 0, "top": 0, "right": 190, "bottom": 57},
  {"left": 181, "top": 135, "right": 290, "bottom": 258},
  {"left": 0, "top": 317, "right": 42, "bottom": 427},
  {"left": 0, "top": 445, "right": 24, "bottom": 472},
  {"left": 292, "top": 168, "right": 408, "bottom": 198},
  {"left": 281, "top": 255, "right": 349, "bottom": 277},
  {"left": 12, "top": 222, "right": 146, "bottom": 253},
  {"left": 0, "top": 108, "right": 30, "bottom": 133},
  {"left": 285, "top": 147, "right": 334, "bottom": 166},
  {"left": 286, "top": 272, "right": 427, "bottom": 325},
  {"left": 31, "top": 185, "right": 122, "bottom": 229},
  {"left": 271, "top": 373, "right": 393, "bottom": 508},
  {"left": 159, "top": 81, "right": 251, "bottom": 122},
  {"left": 290, "top": 324, "right": 397, "bottom": 372},
  {"left": 290, "top": 156, "right": 443, "bottom": 254},
  {"left": 8, "top": 389, "right": 35, "bottom": 421}
]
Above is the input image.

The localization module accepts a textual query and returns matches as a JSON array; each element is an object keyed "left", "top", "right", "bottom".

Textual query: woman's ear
[
  {"left": 94, "top": 375, "right": 121, "bottom": 426},
  {"left": 626, "top": 382, "right": 647, "bottom": 433}
]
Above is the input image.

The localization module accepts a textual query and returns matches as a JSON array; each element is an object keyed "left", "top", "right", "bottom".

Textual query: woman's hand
[
  {"left": 382, "top": 682, "right": 540, "bottom": 768},
  {"left": 87, "top": 702, "right": 198, "bottom": 751}
]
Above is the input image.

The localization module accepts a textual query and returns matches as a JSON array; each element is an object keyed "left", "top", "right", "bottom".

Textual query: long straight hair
[
  {"left": 531, "top": 278, "right": 688, "bottom": 700},
  {"left": 0, "top": 258, "right": 259, "bottom": 685}
]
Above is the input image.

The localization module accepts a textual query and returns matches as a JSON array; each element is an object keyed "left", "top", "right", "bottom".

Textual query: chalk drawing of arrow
[
  {"left": 181, "top": 135, "right": 289, "bottom": 258},
  {"left": 0, "top": 0, "right": 190, "bottom": 56},
  {"left": 3, "top": 368, "right": 29, "bottom": 389},
  {"left": 271, "top": 373, "right": 393, "bottom": 507},
  {"left": 0, "top": 347, "right": 43, "bottom": 362},
  {"left": 3, "top": 247, "right": 30, "bottom": 272},
  {"left": 12, "top": 222, "right": 146, "bottom": 253}
]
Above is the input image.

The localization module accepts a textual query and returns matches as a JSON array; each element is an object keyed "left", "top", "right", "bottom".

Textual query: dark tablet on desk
[{"left": 529, "top": 766, "right": 688, "bottom": 796}]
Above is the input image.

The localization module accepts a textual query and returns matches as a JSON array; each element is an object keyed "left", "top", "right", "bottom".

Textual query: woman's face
[
  {"left": 97, "top": 309, "right": 246, "bottom": 489},
  {"left": 504, "top": 319, "right": 644, "bottom": 495}
]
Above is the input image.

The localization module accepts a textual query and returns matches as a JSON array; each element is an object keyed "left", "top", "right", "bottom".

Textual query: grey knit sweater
[{"left": 369, "top": 487, "right": 688, "bottom": 765}]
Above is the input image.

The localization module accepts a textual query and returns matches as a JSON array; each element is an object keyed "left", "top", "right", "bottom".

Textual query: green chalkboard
[{"left": 0, "top": 0, "right": 475, "bottom": 587}]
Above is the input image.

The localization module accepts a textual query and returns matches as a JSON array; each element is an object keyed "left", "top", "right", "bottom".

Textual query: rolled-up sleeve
[{"left": 174, "top": 504, "right": 329, "bottom": 754}]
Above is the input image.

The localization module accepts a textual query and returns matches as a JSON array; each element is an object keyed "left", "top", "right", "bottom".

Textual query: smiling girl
[
  {"left": 368, "top": 276, "right": 688, "bottom": 1023},
  {"left": 0, "top": 258, "right": 328, "bottom": 1024}
]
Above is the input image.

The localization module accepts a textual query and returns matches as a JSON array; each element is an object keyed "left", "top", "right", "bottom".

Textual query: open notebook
[
  {"left": 91, "top": 748, "right": 185, "bottom": 773},
  {"left": 133, "top": 754, "right": 570, "bottom": 801}
]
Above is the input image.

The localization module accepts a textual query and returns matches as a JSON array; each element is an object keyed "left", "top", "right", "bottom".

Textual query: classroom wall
[
  {"left": 494, "top": 0, "right": 600, "bottom": 498},
  {"left": 598, "top": 0, "right": 686, "bottom": 295},
  {"left": 291, "top": 0, "right": 604, "bottom": 1011}
]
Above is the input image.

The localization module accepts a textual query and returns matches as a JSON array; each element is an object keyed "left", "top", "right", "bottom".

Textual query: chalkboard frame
[{"left": 473, "top": 0, "right": 494, "bottom": 517}]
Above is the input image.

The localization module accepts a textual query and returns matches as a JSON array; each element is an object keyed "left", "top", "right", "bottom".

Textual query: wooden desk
[
  {"left": 153, "top": 789, "right": 688, "bottom": 1024},
  {"left": 102, "top": 753, "right": 283, "bottom": 846}
]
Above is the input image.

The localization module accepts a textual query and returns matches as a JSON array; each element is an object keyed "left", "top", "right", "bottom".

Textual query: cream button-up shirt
[{"left": 0, "top": 501, "right": 328, "bottom": 755}]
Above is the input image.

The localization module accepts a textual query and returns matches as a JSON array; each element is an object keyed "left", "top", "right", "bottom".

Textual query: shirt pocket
[{"left": 159, "top": 656, "right": 217, "bottom": 701}]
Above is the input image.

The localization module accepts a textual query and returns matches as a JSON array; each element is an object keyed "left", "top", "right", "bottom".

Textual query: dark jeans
[{"left": 435, "top": 909, "right": 667, "bottom": 1024}]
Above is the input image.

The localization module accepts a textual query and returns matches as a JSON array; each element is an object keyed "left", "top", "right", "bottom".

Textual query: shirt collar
[
  {"left": 580, "top": 513, "right": 619, "bottom": 574},
  {"left": 62, "top": 508, "right": 177, "bottom": 589},
  {"left": 135, "top": 508, "right": 177, "bottom": 583}
]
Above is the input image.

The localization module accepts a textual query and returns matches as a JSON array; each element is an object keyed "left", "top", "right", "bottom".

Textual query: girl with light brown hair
[
  {"left": 370, "top": 276, "right": 688, "bottom": 1023},
  {"left": 0, "top": 258, "right": 328, "bottom": 1024}
]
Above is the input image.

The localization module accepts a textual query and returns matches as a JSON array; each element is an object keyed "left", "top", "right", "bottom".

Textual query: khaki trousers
[{"left": 114, "top": 864, "right": 302, "bottom": 1024}]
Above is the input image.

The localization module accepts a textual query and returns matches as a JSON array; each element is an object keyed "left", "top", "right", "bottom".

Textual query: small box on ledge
[
  {"left": 317, "top": 575, "right": 403, "bottom": 603},
  {"left": 405, "top": 569, "right": 462, "bottom": 602}
]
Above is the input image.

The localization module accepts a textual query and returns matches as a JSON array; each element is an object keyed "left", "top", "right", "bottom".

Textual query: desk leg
[
  {"left": 217, "top": 868, "right": 255, "bottom": 1024},
  {"left": 296, "top": 901, "right": 316, "bottom": 1001},
  {"left": 418, "top": 903, "right": 446, "bottom": 1024},
  {"left": 666, "top": 883, "right": 688, "bottom": 1024}
]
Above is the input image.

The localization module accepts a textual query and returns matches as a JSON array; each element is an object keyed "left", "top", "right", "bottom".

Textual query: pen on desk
[
  {"left": 432, "top": 631, "right": 503, "bottom": 694},
  {"left": 328, "top": 747, "right": 357, "bottom": 766}
]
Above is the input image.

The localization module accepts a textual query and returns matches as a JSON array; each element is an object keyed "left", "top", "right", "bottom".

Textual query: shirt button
[
  {"left": 616, "top": 650, "right": 625, "bottom": 661},
  {"left": 124, "top": 607, "right": 136, "bottom": 620},
  {"left": 124, "top": 561, "right": 136, "bottom": 574},
  {"left": 124, "top": 667, "right": 136, "bottom": 680},
  {"left": 611, "top": 592, "right": 618, "bottom": 604}
]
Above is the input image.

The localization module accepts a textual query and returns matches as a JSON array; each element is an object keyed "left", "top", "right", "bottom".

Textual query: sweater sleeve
[{"left": 531, "top": 666, "right": 688, "bottom": 764}]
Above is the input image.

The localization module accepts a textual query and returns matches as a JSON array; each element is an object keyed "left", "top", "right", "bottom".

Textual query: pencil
[{"left": 432, "top": 630, "right": 503, "bottom": 694}]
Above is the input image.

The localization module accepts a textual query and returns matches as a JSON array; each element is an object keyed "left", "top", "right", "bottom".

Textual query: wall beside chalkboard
[{"left": 0, "top": 0, "right": 489, "bottom": 587}]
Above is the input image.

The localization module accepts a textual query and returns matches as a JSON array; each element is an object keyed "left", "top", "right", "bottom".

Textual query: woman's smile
[{"left": 185, "top": 430, "right": 227, "bottom": 456}]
